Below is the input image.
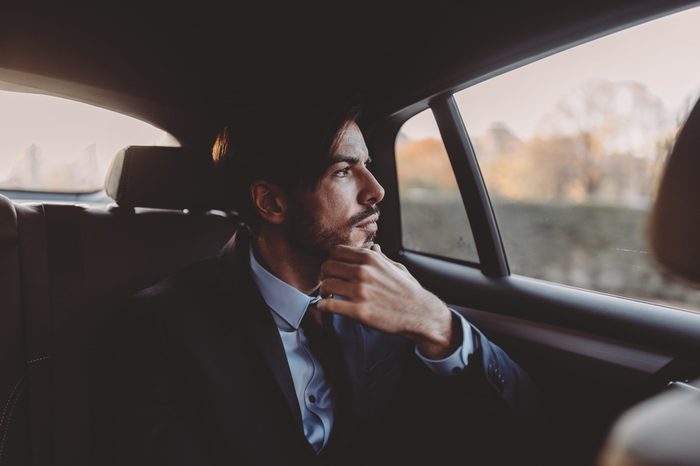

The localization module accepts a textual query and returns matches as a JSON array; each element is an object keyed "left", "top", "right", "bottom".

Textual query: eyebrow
[{"left": 328, "top": 154, "right": 372, "bottom": 166}]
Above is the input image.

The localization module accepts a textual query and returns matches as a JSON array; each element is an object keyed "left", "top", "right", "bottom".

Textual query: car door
[{"left": 368, "top": 5, "right": 700, "bottom": 465}]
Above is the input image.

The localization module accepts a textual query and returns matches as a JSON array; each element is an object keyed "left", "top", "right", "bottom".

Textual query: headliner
[{"left": 0, "top": 0, "right": 696, "bottom": 147}]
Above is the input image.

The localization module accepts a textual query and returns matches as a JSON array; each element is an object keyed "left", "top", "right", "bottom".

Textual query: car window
[
  {"left": 0, "top": 90, "right": 178, "bottom": 193},
  {"left": 395, "top": 108, "right": 478, "bottom": 264},
  {"left": 455, "top": 6, "right": 700, "bottom": 311}
]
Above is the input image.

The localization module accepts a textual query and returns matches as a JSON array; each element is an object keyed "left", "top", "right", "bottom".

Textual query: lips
[{"left": 355, "top": 214, "right": 379, "bottom": 228}]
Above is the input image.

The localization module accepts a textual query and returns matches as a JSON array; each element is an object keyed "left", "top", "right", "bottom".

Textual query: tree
[{"left": 538, "top": 79, "right": 667, "bottom": 202}]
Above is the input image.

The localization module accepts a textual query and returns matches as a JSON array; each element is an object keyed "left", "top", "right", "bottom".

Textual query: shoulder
[
  {"left": 114, "top": 256, "right": 228, "bottom": 333},
  {"left": 133, "top": 256, "right": 224, "bottom": 303}
]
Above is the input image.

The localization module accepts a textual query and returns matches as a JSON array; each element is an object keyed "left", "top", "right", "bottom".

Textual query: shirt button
[{"left": 308, "top": 394, "right": 316, "bottom": 403}]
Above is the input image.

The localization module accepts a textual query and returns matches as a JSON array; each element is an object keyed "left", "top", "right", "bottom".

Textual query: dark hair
[{"left": 212, "top": 95, "right": 362, "bottom": 230}]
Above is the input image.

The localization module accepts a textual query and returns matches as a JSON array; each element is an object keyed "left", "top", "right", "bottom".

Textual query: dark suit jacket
[{"left": 106, "top": 230, "right": 545, "bottom": 466}]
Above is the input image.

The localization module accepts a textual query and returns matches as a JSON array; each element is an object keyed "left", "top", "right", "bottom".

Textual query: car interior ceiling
[
  {"left": 0, "top": 1, "right": 694, "bottom": 147},
  {"left": 2, "top": 1, "right": 700, "bottom": 465}
]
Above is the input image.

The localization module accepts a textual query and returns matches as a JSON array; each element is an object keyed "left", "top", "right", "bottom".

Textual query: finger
[
  {"left": 319, "top": 278, "right": 356, "bottom": 299},
  {"left": 388, "top": 257, "right": 409, "bottom": 272},
  {"left": 370, "top": 243, "right": 393, "bottom": 264},
  {"left": 371, "top": 244, "right": 408, "bottom": 272},
  {"left": 329, "top": 244, "right": 376, "bottom": 265},
  {"left": 316, "top": 297, "right": 356, "bottom": 317},
  {"left": 321, "top": 260, "right": 363, "bottom": 281}
]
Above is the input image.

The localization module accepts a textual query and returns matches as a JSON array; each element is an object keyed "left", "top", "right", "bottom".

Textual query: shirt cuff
[{"left": 415, "top": 309, "right": 474, "bottom": 376}]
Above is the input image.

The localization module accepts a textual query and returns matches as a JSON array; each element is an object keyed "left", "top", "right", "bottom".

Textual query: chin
[
  {"left": 354, "top": 233, "right": 376, "bottom": 249},
  {"left": 345, "top": 239, "right": 370, "bottom": 249},
  {"left": 337, "top": 228, "right": 377, "bottom": 249}
]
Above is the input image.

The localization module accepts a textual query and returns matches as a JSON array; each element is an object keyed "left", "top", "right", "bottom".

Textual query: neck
[{"left": 251, "top": 229, "right": 321, "bottom": 295}]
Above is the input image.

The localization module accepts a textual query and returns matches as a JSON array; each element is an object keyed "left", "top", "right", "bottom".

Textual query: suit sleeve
[
  {"left": 414, "top": 309, "right": 474, "bottom": 375},
  {"left": 462, "top": 325, "right": 544, "bottom": 421},
  {"left": 105, "top": 292, "right": 213, "bottom": 466},
  {"left": 393, "top": 322, "right": 549, "bottom": 466}
]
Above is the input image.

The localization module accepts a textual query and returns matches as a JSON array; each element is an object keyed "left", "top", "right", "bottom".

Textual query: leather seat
[
  {"left": 2, "top": 146, "right": 237, "bottom": 466},
  {"left": 599, "top": 98, "right": 700, "bottom": 466},
  {"left": 0, "top": 195, "right": 30, "bottom": 466},
  {"left": 650, "top": 98, "right": 700, "bottom": 282}
]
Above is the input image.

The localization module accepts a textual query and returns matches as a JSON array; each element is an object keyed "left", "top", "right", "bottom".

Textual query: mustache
[{"left": 348, "top": 205, "right": 380, "bottom": 226}]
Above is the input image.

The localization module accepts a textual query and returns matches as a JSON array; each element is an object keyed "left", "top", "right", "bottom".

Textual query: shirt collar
[{"left": 249, "top": 245, "right": 319, "bottom": 331}]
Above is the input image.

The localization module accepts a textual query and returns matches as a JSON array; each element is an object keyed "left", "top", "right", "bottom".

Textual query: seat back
[
  {"left": 21, "top": 204, "right": 237, "bottom": 466},
  {"left": 0, "top": 195, "right": 30, "bottom": 466},
  {"left": 4, "top": 146, "right": 238, "bottom": 465},
  {"left": 650, "top": 97, "right": 700, "bottom": 282}
]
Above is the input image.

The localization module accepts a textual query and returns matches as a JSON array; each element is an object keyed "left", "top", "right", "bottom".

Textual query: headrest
[
  {"left": 0, "top": 194, "right": 18, "bottom": 244},
  {"left": 650, "top": 98, "right": 700, "bottom": 283},
  {"left": 105, "top": 146, "right": 234, "bottom": 210}
]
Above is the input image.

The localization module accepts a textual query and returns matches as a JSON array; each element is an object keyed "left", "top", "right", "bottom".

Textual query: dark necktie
[
  {"left": 300, "top": 304, "right": 343, "bottom": 395},
  {"left": 300, "top": 304, "right": 349, "bottom": 451}
]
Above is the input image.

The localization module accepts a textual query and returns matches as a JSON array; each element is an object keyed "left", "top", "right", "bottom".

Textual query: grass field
[{"left": 401, "top": 197, "right": 700, "bottom": 312}]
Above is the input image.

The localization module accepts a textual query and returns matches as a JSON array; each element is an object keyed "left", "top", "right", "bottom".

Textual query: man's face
[{"left": 288, "top": 121, "right": 385, "bottom": 259}]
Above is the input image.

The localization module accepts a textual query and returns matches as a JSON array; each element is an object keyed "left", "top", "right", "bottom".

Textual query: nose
[{"left": 360, "top": 169, "right": 385, "bottom": 206}]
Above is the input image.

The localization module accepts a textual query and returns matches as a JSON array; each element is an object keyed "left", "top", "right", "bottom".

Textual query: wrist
[{"left": 414, "top": 301, "right": 458, "bottom": 359}]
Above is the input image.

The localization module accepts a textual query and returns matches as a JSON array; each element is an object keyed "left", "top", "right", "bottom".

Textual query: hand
[{"left": 317, "top": 244, "right": 457, "bottom": 358}]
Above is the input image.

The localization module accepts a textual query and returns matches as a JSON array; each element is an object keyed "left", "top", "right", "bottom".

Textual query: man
[{"left": 107, "top": 99, "right": 544, "bottom": 466}]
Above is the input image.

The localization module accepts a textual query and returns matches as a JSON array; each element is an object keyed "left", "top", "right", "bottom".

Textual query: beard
[{"left": 287, "top": 201, "right": 379, "bottom": 261}]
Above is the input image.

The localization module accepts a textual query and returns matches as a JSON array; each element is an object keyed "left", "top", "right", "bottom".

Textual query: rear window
[{"left": 0, "top": 90, "right": 178, "bottom": 193}]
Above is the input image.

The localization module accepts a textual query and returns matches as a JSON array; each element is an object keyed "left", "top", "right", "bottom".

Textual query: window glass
[
  {"left": 0, "top": 90, "right": 179, "bottom": 193},
  {"left": 455, "top": 6, "right": 700, "bottom": 310},
  {"left": 396, "top": 109, "right": 478, "bottom": 263}
]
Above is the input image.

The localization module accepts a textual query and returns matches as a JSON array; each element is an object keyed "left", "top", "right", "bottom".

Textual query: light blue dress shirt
[{"left": 249, "top": 247, "right": 474, "bottom": 453}]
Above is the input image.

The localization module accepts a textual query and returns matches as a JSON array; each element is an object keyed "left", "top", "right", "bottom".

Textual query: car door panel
[{"left": 399, "top": 250, "right": 700, "bottom": 465}]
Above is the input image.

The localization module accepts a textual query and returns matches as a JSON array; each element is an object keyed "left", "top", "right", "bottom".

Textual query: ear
[{"left": 250, "top": 180, "right": 288, "bottom": 225}]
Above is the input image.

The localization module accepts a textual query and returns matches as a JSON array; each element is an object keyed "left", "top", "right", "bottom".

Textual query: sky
[{"left": 402, "top": 5, "right": 700, "bottom": 141}]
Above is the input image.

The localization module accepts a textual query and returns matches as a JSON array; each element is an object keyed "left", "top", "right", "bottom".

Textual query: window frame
[
  {"left": 386, "top": 95, "right": 512, "bottom": 276},
  {"left": 430, "top": 96, "right": 509, "bottom": 277},
  {"left": 393, "top": 104, "right": 481, "bottom": 268}
]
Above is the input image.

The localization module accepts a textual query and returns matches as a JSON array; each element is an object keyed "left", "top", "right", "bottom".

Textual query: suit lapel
[
  {"left": 217, "top": 231, "right": 303, "bottom": 426},
  {"left": 327, "top": 316, "right": 409, "bottom": 453},
  {"left": 244, "top": 293, "right": 304, "bottom": 424}
]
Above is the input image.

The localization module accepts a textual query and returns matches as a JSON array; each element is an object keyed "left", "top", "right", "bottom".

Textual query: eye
[{"left": 334, "top": 167, "right": 351, "bottom": 177}]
